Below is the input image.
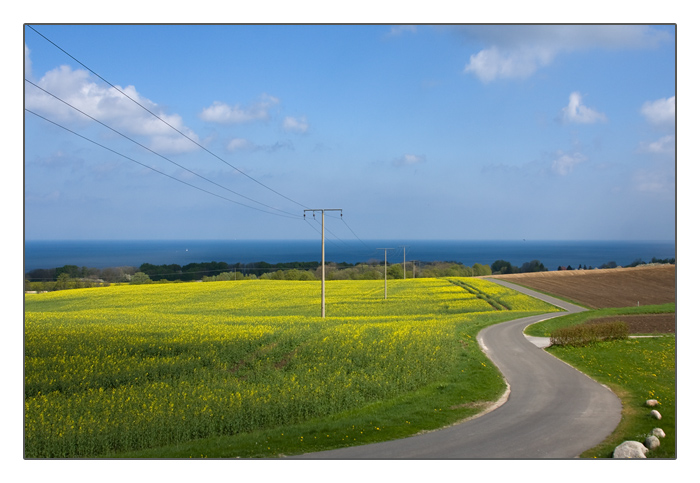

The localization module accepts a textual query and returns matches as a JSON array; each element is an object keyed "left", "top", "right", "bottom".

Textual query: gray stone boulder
[
  {"left": 650, "top": 409, "right": 662, "bottom": 420},
  {"left": 613, "top": 441, "right": 648, "bottom": 458},
  {"left": 645, "top": 399, "right": 659, "bottom": 407},
  {"left": 650, "top": 428, "right": 666, "bottom": 438},
  {"left": 645, "top": 435, "right": 661, "bottom": 450}
]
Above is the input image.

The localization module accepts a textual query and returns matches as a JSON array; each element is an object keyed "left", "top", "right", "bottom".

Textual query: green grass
[
  {"left": 25, "top": 278, "right": 556, "bottom": 458},
  {"left": 524, "top": 302, "right": 676, "bottom": 458},
  {"left": 28, "top": 277, "right": 674, "bottom": 458},
  {"left": 547, "top": 336, "right": 675, "bottom": 458},
  {"left": 117, "top": 312, "right": 515, "bottom": 458}
]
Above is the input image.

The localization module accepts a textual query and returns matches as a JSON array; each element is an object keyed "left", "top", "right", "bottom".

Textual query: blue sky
[{"left": 23, "top": 23, "right": 677, "bottom": 241}]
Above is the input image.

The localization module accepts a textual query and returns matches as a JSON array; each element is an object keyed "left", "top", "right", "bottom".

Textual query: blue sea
[{"left": 23, "top": 239, "right": 676, "bottom": 273}]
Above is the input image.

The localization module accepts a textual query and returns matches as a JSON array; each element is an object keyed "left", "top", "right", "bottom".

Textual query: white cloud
[
  {"left": 24, "top": 58, "right": 200, "bottom": 154},
  {"left": 561, "top": 92, "right": 607, "bottom": 124},
  {"left": 393, "top": 153, "right": 426, "bottom": 167},
  {"left": 638, "top": 97, "right": 675, "bottom": 159},
  {"left": 641, "top": 96, "right": 675, "bottom": 126},
  {"left": 464, "top": 45, "right": 555, "bottom": 83},
  {"left": 282, "top": 116, "right": 309, "bottom": 134},
  {"left": 227, "top": 138, "right": 254, "bottom": 152},
  {"left": 551, "top": 151, "right": 586, "bottom": 175},
  {"left": 199, "top": 94, "right": 280, "bottom": 124},
  {"left": 640, "top": 134, "right": 675, "bottom": 154},
  {"left": 459, "top": 25, "right": 670, "bottom": 83}
]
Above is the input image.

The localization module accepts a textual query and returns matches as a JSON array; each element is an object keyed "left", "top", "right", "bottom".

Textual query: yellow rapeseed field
[{"left": 24, "top": 278, "right": 555, "bottom": 457}]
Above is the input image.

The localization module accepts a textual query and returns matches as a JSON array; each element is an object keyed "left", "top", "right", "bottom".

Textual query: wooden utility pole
[
  {"left": 377, "top": 248, "right": 394, "bottom": 299},
  {"left": 304, "top": 209, "right": 342, "bottom": 318},
  {"left": 398, "top": 245, "right": 409, "bottom": 279}
]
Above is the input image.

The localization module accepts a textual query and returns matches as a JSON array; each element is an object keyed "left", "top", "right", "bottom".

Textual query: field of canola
[{"left": 24, "top": 277, "right": 557, "bottom": 458}]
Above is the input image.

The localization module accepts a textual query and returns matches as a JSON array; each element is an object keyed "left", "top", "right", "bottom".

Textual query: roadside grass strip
[
  {"left": 547, "top": 336, "right": 675, "bottom": 458},
  {"left": 24, "top": 278, "right": 556, "bottom": 458},
  {"left": 525, "top": 304, "right": 676, "bottom": 458}
]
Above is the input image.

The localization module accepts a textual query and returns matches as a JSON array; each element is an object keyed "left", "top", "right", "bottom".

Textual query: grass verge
[
  {"left": 525, "top": 303, "right": 675, "bottom": 458},
  {"left": 114, "top": 311, "right": 535, "bottom": 458},
  {"left": 547, "top": 336, "right": 675, "bottom": 458}
]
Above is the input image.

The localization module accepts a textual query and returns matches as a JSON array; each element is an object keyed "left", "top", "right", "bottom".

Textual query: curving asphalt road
[{"left": 296, "top": 278, "right": 621, "bottom": 459}]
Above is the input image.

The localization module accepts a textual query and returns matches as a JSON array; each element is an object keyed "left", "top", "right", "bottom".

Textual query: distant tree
[
  {"left": 139, "top": 263, "right": 177, "bottom": 281},
  {"left": 360, "top": 269, "right": 382, "bottom": 280},
  {"left": 520, "top": 260, "right": 546, "bottom": 273},
  {"left": 295, "top": 270, "right": 316, "bottom": 281},
  {"left": 55, "top": 273, "right": 71, "bottom": 290},
  {"left": 257, "top": 268, "right": 317, "bottom": 281},
  {"left": 130, "top": 272, "right": 152, "bottom": 284},
  {"left": 56, "top": 265, "right": 80, "bottom": 279},
  {"left": 182, "top": 261, "right": 229, "bottom": 280},
  {"left": 472, "top": 263, "right": 492, "bottom": 276},
  {"left": 491, "top": 260, "right": 515, "bottom": 274},
  {"left": 599, "top": 261, "right": 618, "bottom": 269},
  {"left": 26, "top": 268, "right": 55, "bottom": 282},
  {"left": 387, "top": 264, "right": 403, "bottom": 279},
  {"left": 217, "top": 271, "right": 237, "bottom": 281},
  {"left": 100, "top": 266, "right": 130, "bottom": 283}
]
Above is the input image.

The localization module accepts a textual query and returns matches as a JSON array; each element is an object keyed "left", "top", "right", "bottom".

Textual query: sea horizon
[{"left": 24, "top": 239, "right": 676, "bottom": 273}]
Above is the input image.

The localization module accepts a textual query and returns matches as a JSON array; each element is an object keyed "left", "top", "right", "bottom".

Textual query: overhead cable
[
  {"left": 26, "top": 25, "right": 309, "bottom": 211},
  {"left": 25, "top": 108, "right": 300, "bottom": 219},
  {"left": 25, "top": 78, "right": 300, "bottom": 219}
]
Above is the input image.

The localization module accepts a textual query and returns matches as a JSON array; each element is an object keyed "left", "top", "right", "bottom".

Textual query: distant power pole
[
  {"left": 304, "top": 208, "right": 342, "bottom": 318},
  {"left": 398, "top": 245, "right": 409, "bottom": 279},
  {"left": 377, "top": 248, "right": 394, "bottom": 299}
]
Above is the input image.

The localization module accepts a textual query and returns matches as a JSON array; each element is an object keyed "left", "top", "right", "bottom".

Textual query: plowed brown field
[{"left": 488, "top": 264, "right": 676, "bottom": 309}]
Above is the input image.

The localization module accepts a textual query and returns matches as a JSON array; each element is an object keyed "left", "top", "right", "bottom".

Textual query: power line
[
  {"left": 26, "top": 24, "right": 309, "bottom": 211},
  {"left": 25, "top": 79, "right": 302, "bottom": 219},
  {"left": 340, "top": 214, "right": 372, "bottom": 250},
  {"left": 311, "top": 214, "right": 347, "bottom": 246},
  {"left": 319, "top": 212, "right": 375, "bottom": 259},
  {"left": 26, "top": 25, "right": 385, "bottom": 255},
  {"left": 304, "top": 217, "right": 346, "bottom": 251},
  {"left": 25, "top": 108, "right": 301, "bottom": 219}
]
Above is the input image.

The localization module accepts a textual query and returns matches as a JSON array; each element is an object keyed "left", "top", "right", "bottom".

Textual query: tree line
[
  {"left": 490, "top": 257, "right": 675, "bottom": 274},
  {"left": 25, "top": 260, "right": 492, "bottom": 290},
  {"left": 25, "top": 256, "right": 675, "bottom": 292}
]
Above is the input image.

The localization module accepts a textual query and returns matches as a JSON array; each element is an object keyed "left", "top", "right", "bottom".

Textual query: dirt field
[
  {"left": 489, "top": 264, "right": 676, "bottom": 334},
  {"left": 585, "top": 314, "right": 676, "bottom": 334},
  {"left": 489, "top": 264, "right": 676, "bottom": 309}
]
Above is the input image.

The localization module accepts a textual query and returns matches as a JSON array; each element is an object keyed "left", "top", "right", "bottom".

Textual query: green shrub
[{"left": 551, "top": 321, "right": 629, "bottom": 347}]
